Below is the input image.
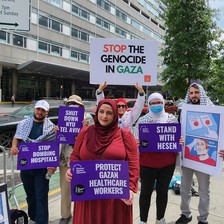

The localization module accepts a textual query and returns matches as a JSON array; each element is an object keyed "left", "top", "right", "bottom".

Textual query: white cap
[{"left": 34, "top": 100, "right": 50, "bottom": 111}]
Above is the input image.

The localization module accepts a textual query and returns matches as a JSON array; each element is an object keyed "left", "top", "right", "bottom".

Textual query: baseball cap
[
  {"left": 34, "top": 100, "right": 50, "bottom": 111},
  {"left": 66, "top": 95, "right": 84, "bottom": 106}
]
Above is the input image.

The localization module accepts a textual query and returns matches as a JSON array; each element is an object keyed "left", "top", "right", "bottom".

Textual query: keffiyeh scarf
[
  {"left": 15, "top": 116, "right": 56, "bottom": 142},
  {"left": 184, "top": 83, "right": 214, "bottom": 105}
]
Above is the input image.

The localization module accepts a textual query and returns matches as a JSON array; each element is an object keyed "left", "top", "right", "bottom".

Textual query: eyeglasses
[
  {"left": 149, "top": 101, "right": 163, "bottom": 106},
  {"left": 117, "top": 105, "right": 126, "bottom": 108}
]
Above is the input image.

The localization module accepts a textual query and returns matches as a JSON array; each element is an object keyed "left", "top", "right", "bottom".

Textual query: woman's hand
[
  {"left": 135, "top": 138, "right": 140, "bottom": 147},
  {"left": 65, "top": 168, "right": 73, "bottom": 182},
  {"left": 121, "top": 190, "right": 134, "bottom": 205}
]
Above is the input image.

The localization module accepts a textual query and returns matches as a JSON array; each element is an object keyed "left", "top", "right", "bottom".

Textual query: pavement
[{"left": 1, "top": 103, "right": 224, "bottom": 224}]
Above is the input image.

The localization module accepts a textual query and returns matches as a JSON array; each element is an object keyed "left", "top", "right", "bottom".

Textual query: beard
[
  {"left": 191, "top": 98, "right": 200, "bottom": 104},
  {"left": 34, "top": 113, "right": 46, "bottom": 121}
]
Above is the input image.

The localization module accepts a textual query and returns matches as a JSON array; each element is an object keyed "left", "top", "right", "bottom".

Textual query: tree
[
  {"left": 160, "top": 0, "right": 220, "bottom": 98},
  {"left": 203, "top": 40, "right": 224, "bottom": 104}
]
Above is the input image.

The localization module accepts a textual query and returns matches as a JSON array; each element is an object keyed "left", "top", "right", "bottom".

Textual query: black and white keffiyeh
[
  {"left": 15, "top": 116, "right": 56, "bottom": 142},
  {"left": 184, "top": 83, "right": 213, "bottom": 105}
]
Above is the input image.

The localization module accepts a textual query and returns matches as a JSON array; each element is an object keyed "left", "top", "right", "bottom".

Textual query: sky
[{"left": 209, "top": 0, "right": 224, "bottom": 29}]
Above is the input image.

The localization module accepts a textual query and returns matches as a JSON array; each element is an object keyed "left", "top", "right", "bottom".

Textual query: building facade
[{"left": 0, "top": 0, "right": 165, "bottom": 101}]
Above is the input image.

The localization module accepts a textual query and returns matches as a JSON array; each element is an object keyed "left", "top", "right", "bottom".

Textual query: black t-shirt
[{"left": 29, "top": 121, "right": 44, "bottom": 139}]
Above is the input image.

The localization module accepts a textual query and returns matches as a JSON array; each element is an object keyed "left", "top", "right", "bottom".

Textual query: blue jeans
[{"left": 20, "top": 169, "right": 49, "bottom": 224}]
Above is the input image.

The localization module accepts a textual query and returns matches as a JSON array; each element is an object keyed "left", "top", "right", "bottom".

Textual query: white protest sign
[
  {"left": 90, "top": 38, "right": 158, "bottom": 86},
  {"left": 181, "top": 104, "right": 224, "bottom": 176}
]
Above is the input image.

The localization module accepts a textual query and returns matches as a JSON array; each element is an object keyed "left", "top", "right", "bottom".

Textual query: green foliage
[
  {"left": 160, "top": 0, "right": 221, "bottom": 99},
  {"left": 203, "top": 40, "right": 224, "bottom": 104}
]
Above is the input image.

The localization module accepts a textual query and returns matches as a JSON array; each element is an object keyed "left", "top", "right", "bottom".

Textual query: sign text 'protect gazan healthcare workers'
[{"left": 70, "top": 160, "right": 129, "bottom": 201}]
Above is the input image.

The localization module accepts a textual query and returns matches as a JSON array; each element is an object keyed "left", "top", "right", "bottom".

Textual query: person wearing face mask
[
  {"left": 58, "top": 95, "right": 94, "bottom": 224},
  {"left": 96, "top": 81, "right": 145, "bottom": 131},
  {"left": 133, "top": 93, "right": 182, "bottom": 224}
]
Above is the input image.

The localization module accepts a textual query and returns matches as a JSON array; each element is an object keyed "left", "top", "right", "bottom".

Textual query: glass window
[
  {"left": 116, "top": 9, "right": 127, "bottom": 22},
  {"left": 104, "top": 2, "right": 111, "bottom": 11},
  {"left": 80, "top": 53, "right": 89, "bottom": 62},
  {"left": 39, "top": 15, "right": 48, "bottom": 27},
  {"left": 96, "top": 18, "right": 102, "bottom": 26},
  {"left": 97, "top": 0, "right": 103, "bottom": 7},
  {"left": 13, "top": 34, "right": 25, "bottom": 47},
  {"left": 71, "top": 28, "right": 79, "bottom": 38},
  {"left": 72, "top": 5, "right": 79, "bottom": 15},
  {"left": 132, "top": 19, "right": 141, "bottom": 30},
  {"left": 71, "top": 50, "right": 79, "bottom": 60},
  {"left": 80, "top": 10, "right": 89, "bottom": 20},
  {"left": 51, "top": 45, "right": 61, "bottom": 56},
  {"left": 0, "top": 30, "right": 6, "bottom": 43},
  {"left": 115, "top": 27, "right": 126, "bottom": 38},
  {"left": 51, "top": 20, "right": 61, "bottom": 32},
  {"left": 103, "top": 21, "right": 110, "bottom": 30},
  {"left": 51, "top": 0, "right": 62, "bottom": 7},
  {"left": 81, "top": 32, "right": 89, "bottom": 42},
  {"left": 38, "top": 41, "right": 48, "bottom": 52}
]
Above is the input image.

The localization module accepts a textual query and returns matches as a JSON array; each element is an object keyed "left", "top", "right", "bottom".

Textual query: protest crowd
[
  {"left": 6, "top": 80, "right": 224, "bottom": 224},
  {"left": 5, "top": 36, "right": 224, "bottom": 224}
]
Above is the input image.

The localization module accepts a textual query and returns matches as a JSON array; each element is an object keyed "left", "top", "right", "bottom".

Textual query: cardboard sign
[
  {"left": 56, "top": 106, "right": 84, "bottom": 144},
  {"left": 139, "top": 123, "right": 181, "bottom": 152},
  {"left": 70, "top": 160, "right": 129, "bottom": 201},
  {"left": 17, "top": 142, "right": 59, "bottom": 170},
  {"left": 90, "top": 38, "right": 158, "bottom": 86}
]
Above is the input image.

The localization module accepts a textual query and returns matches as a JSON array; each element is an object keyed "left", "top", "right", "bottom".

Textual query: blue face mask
[{"left": 150, "top": 105, "right": 163, "bottom": 114}]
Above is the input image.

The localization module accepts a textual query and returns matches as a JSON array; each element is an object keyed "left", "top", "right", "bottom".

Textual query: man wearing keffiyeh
[
  {"left": 176, "top": 83, "right": 213, "bottom": 224},
  {"left": 10, "top": 100, "right": 56, "bottom": 224}
]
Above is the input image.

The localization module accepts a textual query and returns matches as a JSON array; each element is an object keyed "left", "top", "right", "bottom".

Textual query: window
[
  {"left": 39, "top": 15, "right": 48, "bottom": 27},
  {"left": 80, "top": 10, "right": 89, "bottom": 20},
  {"left": 71, "top": 50, "right": 79, "bottom": 60},
  {"left": 71, "top": 28, "right": 79, "bottom": 38},
  {"left": 116, "top": 9, "right": 127, "bottom": 22},
  {"left": 103, "top": 21, "right": 110, "bottom": 30},
  {"left": 0, "top": 30, "right": 6, "bottom": 43},
  {"left": 80, "top": 53, "right": 89, "bottom": 62},
  {"left": 38, "top": 41, "right": 48, "bottom": 53},
  {"left": 97, "top": 0, "right": 111, "bottom": 12},
  {"left": 115, "top": 27, "right": 126, "bottom": 38},
  {"left": 80, "top": 31, "right": 89, "bottom": 42},
  {"left": 51, "top": 0, "right": 62, "bottom": 7},
  {"left": 132, "top": 19, "right": 141, "bottom": 30},
  {"left": 96, "top": 17, "right": 102, "bottom": 26},
  {"left": 13, "top": 34, "right": 26, "bottom": 48},
  {"left": 51, "top": 45, "right": 62, "bottom": 56},
  {"left": 96, "top": 17, "right": 110, "bottom": 30},
  {"left": 51, "top": 20, "right": 61, "bottom": 32},
  {"left": 72, "top": 5, "right": 79, "bottom": 15},
  {"left": 104, "top": 2, "right": 111, "bottom": 11}
]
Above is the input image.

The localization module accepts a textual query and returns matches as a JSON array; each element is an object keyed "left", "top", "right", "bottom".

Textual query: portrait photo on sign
[{"left": 185, "top": 136, "right": 217, "bottom": 166}]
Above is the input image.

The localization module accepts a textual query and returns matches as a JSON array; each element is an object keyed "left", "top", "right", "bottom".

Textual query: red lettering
[{"left": 103, "top": 44, "right": 127, "bottom": 53}]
